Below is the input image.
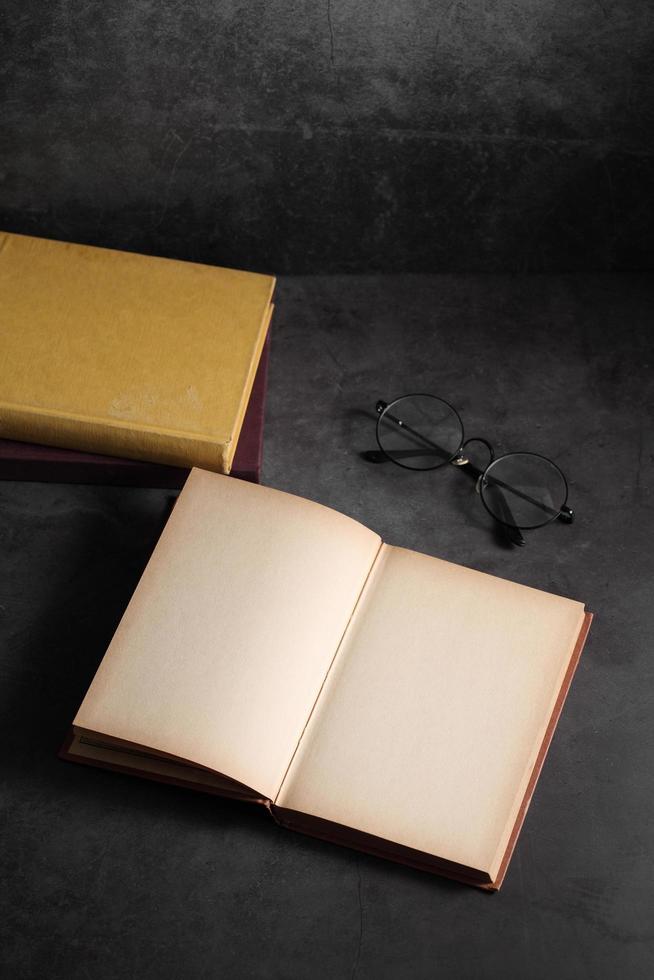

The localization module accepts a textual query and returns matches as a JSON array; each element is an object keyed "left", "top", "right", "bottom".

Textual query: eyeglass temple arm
[
  {"left": 371, "top": 401, "right": 492, "bottom": 484},
  {"left": 482, "top": 471, "right": 574, "bottom": 523},
  {"left": 370, "top": 401, "right": 494, "bottom": 482}
]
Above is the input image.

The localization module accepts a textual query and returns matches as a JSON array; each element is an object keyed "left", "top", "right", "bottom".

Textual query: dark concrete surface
[
  {"left": 2, "top": 2, "right": 654, "bottom": 272},
  {"left": 1, "top": 274, "right": 654, "bottom": 979}
]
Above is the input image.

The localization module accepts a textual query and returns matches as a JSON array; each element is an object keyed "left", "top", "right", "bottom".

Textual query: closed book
[
  {"left": 0, "top": 333, "right": 270, "bottom": 486},
  {"left": 62, "top": 470, "right": 592, "bottom": 890},
  {"left": 0, "top": 232, "right": 275, "bottom": 473}
]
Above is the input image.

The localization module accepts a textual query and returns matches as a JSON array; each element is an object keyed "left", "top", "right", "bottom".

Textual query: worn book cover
[
  {"left": 0, "top": 232, "right": 275, "bottom": 472},
  {"left": 0, "top": 332, "right": 270, "bottom": 486}
]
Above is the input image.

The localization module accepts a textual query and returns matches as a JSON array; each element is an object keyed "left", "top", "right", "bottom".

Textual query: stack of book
[
  {"left": 0, "top": 231, "right": 275, "bottom": 484},
  {"left": 1, "top": 231, "right": 592, "bottom": 890}
]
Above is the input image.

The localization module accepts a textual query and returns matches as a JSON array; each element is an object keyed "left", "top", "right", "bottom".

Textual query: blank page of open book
[
  {"left": 276, "top": 544, "right": 586, "bottom": 882},
  {"left": 74, "top": 469, "right": 381, "bottom": 800}
]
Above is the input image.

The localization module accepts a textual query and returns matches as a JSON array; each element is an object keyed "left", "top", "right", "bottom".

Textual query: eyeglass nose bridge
[{"left": 451, "top": 436, "right": 495, "bottom": 470}]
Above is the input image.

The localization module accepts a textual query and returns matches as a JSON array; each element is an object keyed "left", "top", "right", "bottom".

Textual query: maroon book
[{"left": 0, "top": 334, "right": 269, "bottom": 487}]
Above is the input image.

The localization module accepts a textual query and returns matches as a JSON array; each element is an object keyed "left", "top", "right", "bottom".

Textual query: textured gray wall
[{"left": 2, "top": 0, "right": 653, "bottom": 272}]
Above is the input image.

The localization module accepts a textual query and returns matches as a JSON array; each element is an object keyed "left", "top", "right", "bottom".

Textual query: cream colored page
[
  {"left": 75, "top": 469, "right": 381, "bottom": 800},
  {"left": 276, "top": 545, "right": 585, "bottom": 876}
]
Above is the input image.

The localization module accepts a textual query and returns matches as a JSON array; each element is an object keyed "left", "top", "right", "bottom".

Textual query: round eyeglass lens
[
  {"left": 376, "top": 394, "right": 464, "bottom": 470},
  {"left": 480, "top": 452, "right": 568, "bottom": 530}
]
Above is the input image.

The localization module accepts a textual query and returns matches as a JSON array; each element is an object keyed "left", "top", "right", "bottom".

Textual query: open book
[{"left": 62, "top": 469, "right": 592, "bottom": 890}]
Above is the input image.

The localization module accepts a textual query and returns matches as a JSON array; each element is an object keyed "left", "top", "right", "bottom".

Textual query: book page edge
[
  {"left": 488, "top": 609, "right": 593, "bottom": 889},
  {"left": 223, "top": 297, "right": 274, "bottom": 473},
  {"left": 59, "top": 729, "right": 271, "bottom": 805}
]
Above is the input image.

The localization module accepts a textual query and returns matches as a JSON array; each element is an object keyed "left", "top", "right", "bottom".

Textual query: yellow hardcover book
[{"left": 0, "top": 232, "right": 275, "bottom": 473}]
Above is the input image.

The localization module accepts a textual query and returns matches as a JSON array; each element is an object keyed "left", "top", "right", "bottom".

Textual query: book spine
[
  {"left": 0, "top": 402, "right": 230, "bottom": 473},
  {"left": 222, "top": 302, "right": 273, "bottom": 473}
]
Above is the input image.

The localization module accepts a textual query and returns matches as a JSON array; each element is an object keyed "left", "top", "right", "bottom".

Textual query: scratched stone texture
[{"left": 1, "top": 0, "right": 653, "bottom": 272}]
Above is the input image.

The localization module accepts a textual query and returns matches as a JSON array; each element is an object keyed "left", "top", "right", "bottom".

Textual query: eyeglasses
[{"left": 364, "top": 393, "right": 574, "bottom": 547}]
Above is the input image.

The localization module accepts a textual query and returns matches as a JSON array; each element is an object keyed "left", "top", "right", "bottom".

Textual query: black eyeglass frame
[{"left": 369, "top": 393, "right": 574, "bottom": 543}]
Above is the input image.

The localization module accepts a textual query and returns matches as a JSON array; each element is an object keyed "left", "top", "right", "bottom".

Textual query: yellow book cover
[{"left": 0, "top": 232, "right": 275, "bottom": 473}]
